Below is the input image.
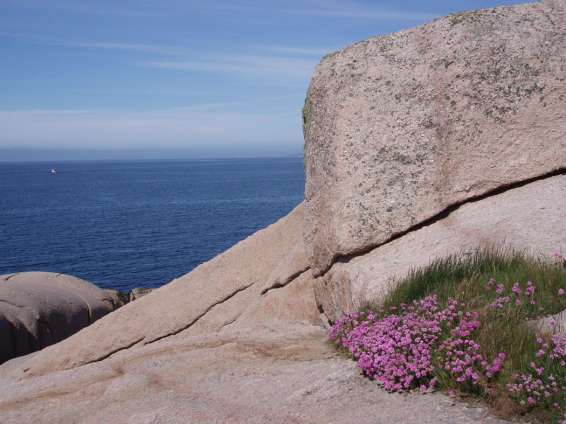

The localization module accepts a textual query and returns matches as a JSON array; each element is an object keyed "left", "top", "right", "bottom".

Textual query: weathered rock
[
  {"left": 315, "top": 175, "right": 566, "bottom": 322},
  {"left": 0, "top": 272, "right": 117, "bottom": 363},
  {"left": 304, "top": 0, "right": 566, "bottom": 274},
  {"left": 17, "top": 203, "right": 313, "bottom": 376}
]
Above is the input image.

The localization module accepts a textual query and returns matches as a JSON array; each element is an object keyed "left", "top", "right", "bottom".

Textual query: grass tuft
[{"left": 376, "top": 248, "right": 566, "bottom": 319}]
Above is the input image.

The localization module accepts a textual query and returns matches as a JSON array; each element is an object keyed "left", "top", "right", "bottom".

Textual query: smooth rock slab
[
  {"left": 315, "top": 175, "right": 566, "bottom": 322},
  {"left": 304, "top": 0, "right": 566, "bottom": 274},
  {"left": 0, "top": 326, "right": 512, "bottom": 424}
]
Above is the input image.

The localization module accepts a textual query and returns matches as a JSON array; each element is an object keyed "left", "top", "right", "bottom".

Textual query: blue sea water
[{"left": 0, "top": 158, "right": 304, "bottom": 291}]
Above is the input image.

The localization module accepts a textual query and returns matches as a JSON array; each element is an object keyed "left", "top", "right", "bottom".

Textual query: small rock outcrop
[
  {"left": 104, "top": 287, "right": 154, "bottom": 307},
  {"left": 0, "top": 272, "right": 118, "bottom": 363},
  {"left": 304, "top": 0, "right": 566, "bottom": 275},
  {"left": 103, "top": 289, "right": 130, "bottom": 307},
  {"left": 129, "top": 287, "right": 154, "bottom": 302}
]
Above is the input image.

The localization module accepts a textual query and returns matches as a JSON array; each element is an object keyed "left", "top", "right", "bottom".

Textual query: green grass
[
  {"left": 375, "top": 249, "right": 566, "bottom": 318},
  {"left": 363, "top": 248, "right": 566, "bottom": 423}
]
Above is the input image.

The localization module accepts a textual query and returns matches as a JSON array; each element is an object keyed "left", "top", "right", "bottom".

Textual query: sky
[{"left": 0, "top": 0, "right": 531, "bottom": 160}]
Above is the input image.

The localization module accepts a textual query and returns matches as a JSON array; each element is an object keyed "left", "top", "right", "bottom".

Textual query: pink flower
[
  {"left": 558, "top": 288, "right": 565, "bottom": 296},
  {"left": 525, "top": 281, "right": 535, "bottom": 297}
]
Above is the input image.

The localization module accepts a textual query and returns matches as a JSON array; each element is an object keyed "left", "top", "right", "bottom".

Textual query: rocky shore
[{"left": 0, "top": 1, "right": 565, "bottom": 422}]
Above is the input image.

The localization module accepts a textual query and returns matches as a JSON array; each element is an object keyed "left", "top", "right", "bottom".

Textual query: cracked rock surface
[{"left": 315, "top": 175, "right": 566, "bottom": 321}]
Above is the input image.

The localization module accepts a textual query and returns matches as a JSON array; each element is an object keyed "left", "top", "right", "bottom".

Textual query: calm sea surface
[{"left": 0, "top": 158, "right": 304, "bottom": 291}]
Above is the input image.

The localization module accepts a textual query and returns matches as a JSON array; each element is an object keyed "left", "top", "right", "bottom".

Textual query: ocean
[{"left": 0, "top": 158, "right": 304, "bottom": 291}]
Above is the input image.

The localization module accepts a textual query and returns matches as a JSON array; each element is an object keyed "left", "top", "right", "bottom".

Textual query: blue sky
[{"left": 0, "top": 0, "right": 530, "bottom": 159}]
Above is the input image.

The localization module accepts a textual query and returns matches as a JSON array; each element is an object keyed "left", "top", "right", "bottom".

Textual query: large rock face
[
  {"left": 0, "top": 272, "right": 118, "bottom": 363},
  {"left": 304, "top": 0, "right": 566, "bottom": 274}
]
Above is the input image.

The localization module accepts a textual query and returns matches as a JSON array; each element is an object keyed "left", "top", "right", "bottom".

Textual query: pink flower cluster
[
  {"left": 507, "top": 334, "right": 566, "bottom": 410},
  {"left": 330, "top": 295, "right": 505, "bottom": 393},
  {"left": 331, "top": 274, "right": 566, "bottom": 421},
  {"left": 508, "top": 372, "right": 560, "bottom": 407},
  {"left": 330, "top": 296, "right": 444, "bottom": 391},
  {"left": 440, "top": 320, "right": 506, "bottom": 386},
  {"left": 487, "top": 280, "right": 536, "bottom": 308}
]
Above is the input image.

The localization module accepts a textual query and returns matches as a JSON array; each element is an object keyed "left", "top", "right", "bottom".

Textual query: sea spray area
[{"left": 0, "top": 158, "right": 304, "bottom": 290}]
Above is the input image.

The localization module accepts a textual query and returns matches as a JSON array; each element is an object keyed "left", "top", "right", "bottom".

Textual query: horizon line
[{"left": 0, "top": 154, "right": 304, "bottom": 164}]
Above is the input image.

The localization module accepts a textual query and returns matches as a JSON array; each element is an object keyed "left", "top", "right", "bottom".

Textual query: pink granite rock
[{"left": 304, "top": 0, "right": 566, "bottom": 275}]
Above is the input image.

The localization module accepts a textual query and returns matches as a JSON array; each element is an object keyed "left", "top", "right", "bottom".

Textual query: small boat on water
[{"left": 51, "top": 168, "right": 57, "bottom": 175}]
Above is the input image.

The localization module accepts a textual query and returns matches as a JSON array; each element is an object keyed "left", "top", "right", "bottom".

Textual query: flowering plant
[
  {"left": 329, "top": 250, "right": 566, "bottom": 423},
  {"left": 331, "top": 295, "right": 505, "bottom": 393}
]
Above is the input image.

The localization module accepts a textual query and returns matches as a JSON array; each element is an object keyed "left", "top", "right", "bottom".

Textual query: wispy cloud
[
  {"left": 217, "top": 1, "right": 436, "bottom": 22},
  {"left": 3, "top": 0, "right": 166, "bottom": 18},
  {"left": 71, "top": 88, "right": 210, "bottom": 96},
  {"left": 283, "top": 8, "right": 436, "bottom": 21},
  {"left": 144, "top": 54, "right": 317, "bottom": 80},
  {"left": 256, "top": 45, "right": 335, "bottom": 57},
  {"left": 63, "top": 41, "right": 191, "bottom": 56},
  {"left": 0, "top": 31, "right": 188, "bottom": 54},
  {"left": 1, "top": 29, "right": 322, "bottom": 82},
  {"left": 0, "top": 30, "right": 329, "bottom": 67},
  {"left": 288, "top": 0, "right": 437, "bottom": 21},
  {"left": 14, "top": 0, "right": 435, "bottom": 21}
]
